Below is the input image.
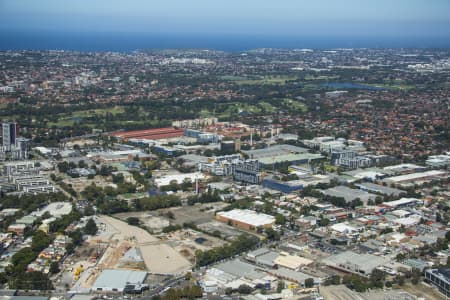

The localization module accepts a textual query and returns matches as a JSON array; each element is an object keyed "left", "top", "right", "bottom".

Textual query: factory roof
[
  {"left": 92, "top": 269, "right": 147, "bottom": 291},
  {"left": 322, "top": 251, "right": 388, "bottom": 275},
  {"left": 255, "top": 251, "right": 279, "bottom": 267},
  {"left": 269, "top": 267, "right": 321, "bottom": 284},
  {"left": 153, "top": 172, "right": 205, "bottom": 186},
  {"left": 331, "top": 223, "right": 359, "bottom": 234},
  {"left": 321, "top": 186, "right": 376, "bottom": 203},
  {"left": 384, "top": 170, "right": 446, "bottom": 183},
  {"left": 258, "top": 153, "right": 323, "bottom": 165},
  {"left": 243, "top": 144, "right": 308, "bottom": 159},
  {"left": 217, "top": 209, "right": 275, "bottom": 227},
  {"left": 274, "top": 253, "right": 313, "bottom": 269},
  {"left": 215, "top": 259, "right": 264, "bottom": 279},
  {"left": 383, "top": 163, "right": 425, "bottom": 172},
  {"left": 355, "top": 182, "right": 405, "bottom": 196},
  {"left": 383, "top": 198, "right": 421, "bottom": 208}
]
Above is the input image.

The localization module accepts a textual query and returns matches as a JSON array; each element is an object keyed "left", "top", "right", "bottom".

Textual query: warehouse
[
  {"left": 216, "top": 209, "right": 275, "bottom": 230},
  {"left": 320, "top": 186, "right": 377, "bottom": 204},
  {"left": 382, "top": 198, "right": 422, "bottom": 209},
  {"left": 91, "top": 269, "right": 147, "bottom": 292},
  {"left": 153, "top": 172, "right": 205, "bottom": 187},
  {"left": 355, "top": 182, "right": 405, "bottom": 197},
  {"left": 322, "top": 251, "right": 388, "bottom": 276},
  {"left": 243, "top": 144, "right": 308, "bottom": 159},
  {"left": 111, "top": 127, "right": 184, "bottom": 141},
  {"left": 258, "top": 153, "right": 324, "bottom": 168},
  {"left": 383, "top": 170, "right": 447, "bottom": 185}
]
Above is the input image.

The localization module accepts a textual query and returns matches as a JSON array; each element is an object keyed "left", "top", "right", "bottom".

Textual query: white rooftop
[
  {"left": 154, "top": 172, "right": 205, "bottom": 186},
  {"left": 217, "top": 209, "right": 275, "bottom": 227},
  {"left": 385, "top": 170, "right": 446, "bottom": 183}
]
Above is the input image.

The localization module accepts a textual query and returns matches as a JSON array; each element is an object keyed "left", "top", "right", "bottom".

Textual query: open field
[
  {"left": 48, "top": 106, "right": 125, "bottom": 127},
  {"left": 223, "top": 75, "right": 298, "bottom": 85},
  {"left": 197, "top": 220, "right": 245, "bottom": 241},
  {"left": 114, "top": 203, "right": 228, "bottom": 229},
  {"left": 400, "top": 282, "right": 445, "bottom": 300},
  {"left": 114, "top": 211, "right": 170, "bottom": 233},
  {"left": 282, "top": 98, "right": 308, "bottom": 113}
]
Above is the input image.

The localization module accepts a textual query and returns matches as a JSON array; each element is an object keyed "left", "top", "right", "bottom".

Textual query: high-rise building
[{"left": 2, "top": 122, "right": 18, "bottom": 149}]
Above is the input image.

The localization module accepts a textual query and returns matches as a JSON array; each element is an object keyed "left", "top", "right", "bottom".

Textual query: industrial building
[
  {"left": 320, "top": 186, "right": 377, "bottom": 204},
  {"left": 111, "top": 127, "right": 184, "bottom": 141},
  {"left": 354, "top": 182, "right": 405, "bottom": 197},
  {"left": 243, "top": 144, "right": 308, "bottom": 159},
  {"left": 258, "top": 153, "right": 323, "bottom": 168},
  {"left": 184, "top": 128, "right": 221, "bottom": 143},
  {"left": 86, "top": 149, "right": 150, "bottom": 163},
  {"left": 382, "top": 198, "right": 423, "bottom": 210},
  {"left": 216, "top": 209, "right": 275, "bottom": 230},
  {"left": 322, "top": 251, "right": 389, "bottom": 276},
  {"left": 91, "top": 269, "right": 147, "bottom": 292},
  {"left": 153, "top": 172, "right": 205, "bottom": 187},
  {"left": 262, "top": 178, "right": 304, "bottom": 194},
  {"left": 383, "top": 170, "right": 447, "bottom": 185}
]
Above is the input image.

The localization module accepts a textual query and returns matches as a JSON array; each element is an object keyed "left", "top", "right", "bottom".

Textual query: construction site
[{"left": 67, "top": 215, "right": 192, "bottom": 293}]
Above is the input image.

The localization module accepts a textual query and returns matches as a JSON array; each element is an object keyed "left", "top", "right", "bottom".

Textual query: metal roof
[{"left": 92, "top": 269, "right": 147, "bottom": 290}]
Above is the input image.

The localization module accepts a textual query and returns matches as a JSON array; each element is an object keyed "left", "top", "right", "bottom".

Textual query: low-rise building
[{"left": 216, "top": 209, "right": 275, "bottom": 231}]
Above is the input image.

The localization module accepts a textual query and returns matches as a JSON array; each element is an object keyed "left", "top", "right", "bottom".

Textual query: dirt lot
[
  {"left": 99, "top": 215, "right": 192, "bottom": 275},
  {"left": 400, "top": 282, "right": 445, "bottom": 300},
  {"left": 164, "top": 229, "right": 225, "bottom": 263},
  {"left": 114, "top": 211, "right": 169, "bottom": 233},
  {"left": 114, "top": 202, "right": 228, "bottom": 231},
  {"left": 197, "top": 220, "right": 244, "bottom": 240},
  {"left": 167, "top": 203, "right": 227, "bottom": 226}
]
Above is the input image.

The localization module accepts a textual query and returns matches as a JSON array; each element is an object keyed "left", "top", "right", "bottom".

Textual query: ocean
[{"left": 0, "top": 30, "right": 449, "bottom": 52}]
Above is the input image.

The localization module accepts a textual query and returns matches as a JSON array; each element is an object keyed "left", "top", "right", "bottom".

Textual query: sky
[{"left": 1, "top": 0, "right": 449, "bottom": 38}]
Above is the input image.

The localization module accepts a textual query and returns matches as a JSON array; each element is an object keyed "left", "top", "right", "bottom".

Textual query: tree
[
  {"left": 166, "top": 211, "right": 175, "bottom": 219},
  {"left": 275, "top": 213, "right": 286, "bottom": 225},
  {"left": 127, "top": 217, "right": 140, "bottom": 226},
  {"left": 237, "top": 284, "right": 253, "bottom": 295},
  {"left": 32, "top": 231, "right": 52, "bottom": 252},
  {"left": 225, "top": 287, "right": 233, "bottom": 295},
  {"left": 395, "top": 275, "right": 405, "bottom": 286},
  {"left": 411, "top": 268, "right": 421, "bottom": 284},
  {"left": 305, "top": 278, "right": 314, "bottom": 288},
  {"left": 318, "top": 217, "right": 330, "bottom": 227},
  {"left": 323, "top": 275, "right": 341, "bottom": 286},
  {"left": 370, "top": 269, "right": 385, "bottom": 289},
  {"left": 265, "top": 228, "right": 280, "bottom": 241},
  {"left": 49, "top": 261, "right": 60, "bottom": 274},
  {"left": 277, "top": 280, "right": 284, "bottom": 292},
  {"left": 84, "top": 218, "right": 98, "bottom": 235}
]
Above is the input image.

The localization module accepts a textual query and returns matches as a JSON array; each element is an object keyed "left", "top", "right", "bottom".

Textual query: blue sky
[{"left": 0, "top": 0, "right": 449, "bottom": 38}]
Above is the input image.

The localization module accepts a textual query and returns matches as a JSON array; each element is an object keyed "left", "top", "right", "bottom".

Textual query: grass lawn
[
  {"left": 282, "top": 98, "right": 308, "bottom": 113},
  {"left": 224, "top": 75, "right": 298, "bottom": 85},
  {"left": 48, "top": 106, "right": 126, "bottom": 127}
]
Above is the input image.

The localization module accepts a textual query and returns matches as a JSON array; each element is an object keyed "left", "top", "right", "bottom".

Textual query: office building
[
  {"left": 2, "top": 122, "right": 18, "bottom": 149},
  {"left": 425, "top": 269, "right": 450, "bottom": 297}
]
